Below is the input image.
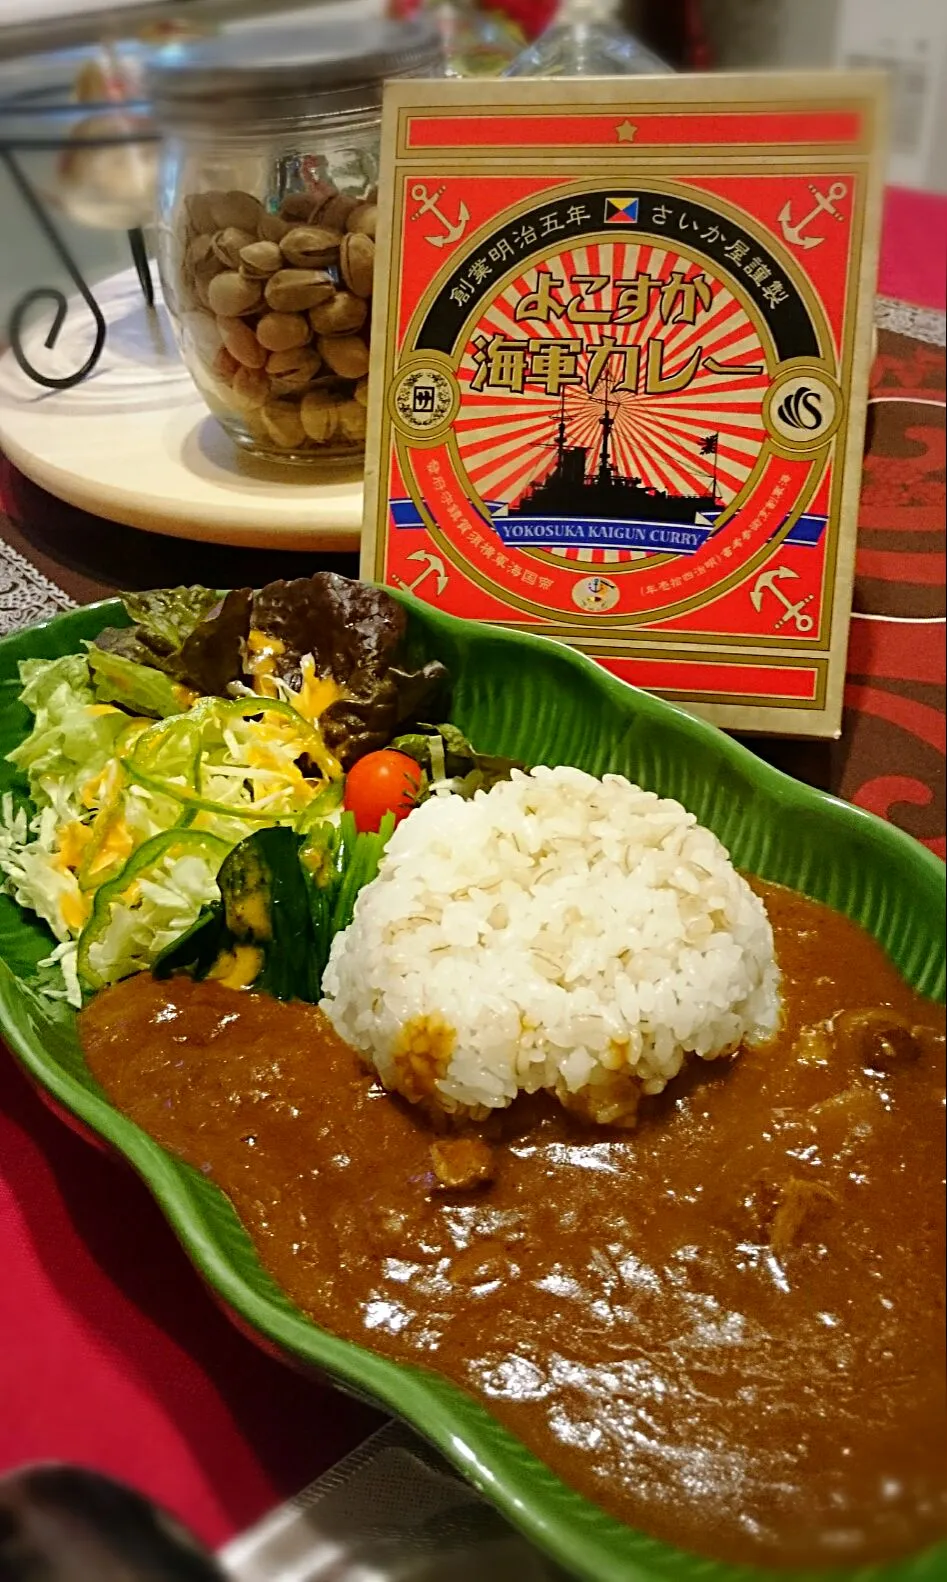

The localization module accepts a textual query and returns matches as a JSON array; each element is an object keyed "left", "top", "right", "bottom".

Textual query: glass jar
[{"left": 148, "top": 18, "right": 443, "bottom": 467}]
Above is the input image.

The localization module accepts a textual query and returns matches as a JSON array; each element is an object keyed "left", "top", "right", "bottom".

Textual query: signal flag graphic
[{"left": 605, "top": 196, "right": 640, "bottom": 223}]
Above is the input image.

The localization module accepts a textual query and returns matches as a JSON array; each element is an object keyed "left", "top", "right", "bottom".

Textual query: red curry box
[{"left": 361, "top": 73, "right": 886, "bottom": 736}]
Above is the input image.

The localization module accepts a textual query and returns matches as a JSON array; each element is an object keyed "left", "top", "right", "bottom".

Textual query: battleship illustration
[{"left": 506, "top": 389, "right": 721, "bottom": 527}]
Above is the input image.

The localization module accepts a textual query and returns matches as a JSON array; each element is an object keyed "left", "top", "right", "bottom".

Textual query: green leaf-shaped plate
[{"left": 0, "top": 597, "right": 944, "bottom": 1582}]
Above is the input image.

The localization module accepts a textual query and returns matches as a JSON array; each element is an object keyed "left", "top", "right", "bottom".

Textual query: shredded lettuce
[
  {"left": 0, "top": 792, "right": 80, "bottom": 945},
  {"left": 9, "top": 655, "right": 128, "bottom": 821},
  {"left": 83, "top": 849, "right": 223, "bottom": 995},
  {"left": 0, "top": 655, "right": 346, "bottom": 1003},
  {"left": 34, "top": 940, "right": 82, "bottom": 1008}
]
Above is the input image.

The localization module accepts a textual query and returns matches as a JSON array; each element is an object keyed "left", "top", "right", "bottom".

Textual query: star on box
[
  {"left": 605, "top": 196, "right": 640, "bottom": 224},
  {"left": 615, "top": 120, "right": 637, "bottom": 142}
]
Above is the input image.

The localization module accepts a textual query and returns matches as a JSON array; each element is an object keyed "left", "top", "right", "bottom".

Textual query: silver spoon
[
  {"left": 0, "top": 1464, "right": 227, "bottom": 1582},
  {"left": 0, "top": 1431, "right": 569, "bottom": 1580}
]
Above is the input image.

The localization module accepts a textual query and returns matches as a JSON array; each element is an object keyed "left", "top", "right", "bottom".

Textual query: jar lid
[{"left": 147, "top": 17, "right": 443, "bottom": 124}]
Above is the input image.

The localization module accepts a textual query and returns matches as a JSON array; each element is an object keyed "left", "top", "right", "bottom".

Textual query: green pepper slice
[
  {"left": 76, "top": 828, "right": 229, "bottom": 993},
  {"left": 122, "top": 697, "right": 339, "bottom": 824}
]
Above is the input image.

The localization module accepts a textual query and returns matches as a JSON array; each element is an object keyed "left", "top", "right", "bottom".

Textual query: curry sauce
[{"left": 80, "top": 882, "right": 947, "bottom": 1568}]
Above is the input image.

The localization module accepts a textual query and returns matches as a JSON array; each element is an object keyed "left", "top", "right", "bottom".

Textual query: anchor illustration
[
  {"left": 778, "top": 181, "right": 848, "bottom": 251},
  {"left": 409, "top": 182, "right": 470, "bottom": 248},
  {"left": 394, "top": 549, "right": 449, "bottom": 597},
  {"left": 750, "top": 566, "right": 815, "bottom": 633}
]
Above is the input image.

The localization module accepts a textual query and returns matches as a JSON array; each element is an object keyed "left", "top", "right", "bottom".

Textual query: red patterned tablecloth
[
  {"left": 0, "top": 187, "right": 943, "bottom": 1552},
  {"left": 842, "top": 323, "right": 945, "bottom": 859},
  {"left": 755, "top": 295, "right": 945, "bottom": 861}
]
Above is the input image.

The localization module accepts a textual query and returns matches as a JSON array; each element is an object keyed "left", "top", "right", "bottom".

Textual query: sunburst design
[{"left": 452, "top": 241, "right": 771, "bottom": 565}]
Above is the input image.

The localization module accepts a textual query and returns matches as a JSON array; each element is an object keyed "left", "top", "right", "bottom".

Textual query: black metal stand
[
  {"left": 127, "top": 223, "right": 156, "bottom": 310},
  {"left": 1, "top": 116, "right": 158, "bottom": 392}
]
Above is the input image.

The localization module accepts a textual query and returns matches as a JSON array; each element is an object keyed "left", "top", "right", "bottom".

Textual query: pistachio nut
[
  {"left": 337, "top": 400, "right": 368, "bottom": 443},
  {"left": 312, "top": 191, "right": 360, "bottom": 232},
  {"left": 185, "top": 233, "right": 215, "bottom": 270},
  {"left": 208, "top": 189, "right": 263, "bottom": 232},
  {"left": 317, "top": 333, "right": 370, "bottom": 380},
  {"left": 280, "top": 225, "right": 341, "bottom": 269},
  {"left": 184, "top": 190, "right": 219, "bottom": 233},
  {"left": 260, "top": 400, "right": 308, "bottom": 450},
  {"left": 300, "top": 388, "right": 341, "bottom": 444},
  {"left": 193, "top": 251, "right": 223, "bottom": 287},
  {"left": 211, "top": 226, "right": 256, "bottom": 269},
  {"left": 307, "top": 290, "right": 367, "bottom": 337},
  {"left": 266, "top": 345, "right": 322, "bottom": 395},
  {"left": 254, "top": 311, "right": 312, "bottom": 352},
  {"left": 279, "top": 192, "right": 318, "bottom": 224},
  {"left": 195, "top": 275, "right": 220, "bottom": 312},
  {"left": 211, "top": 345, "right": 240, "bottom": 382},
  {"left": 202, "top": 381, "right": 238, "bottom": 420},
  {"left": 217, "top": 316, "right": 268, "bottom": 369},
  {"left": 354, "top": 376, "right": 369, "bottom": 408},
  {"left": 279, "top": 182, "right": 335, "bottom": 223},
  {"left": 339, "top": 232, "right": 375, "bottom": 298},
  {"left": 346, "top": 202, "right": 378, "bottom": 239},
  {"left": 241, "top": 408, "right": 272, "bottom": 445},
  {"left": 230, "top": 367, "right": 270, "bottom": 412},
  {"left": 257, "top": 209, "right": 293, "bottom": 244},
  {"left": 264, "top": 268, "right": 335, "bottom": 313},
  {"left": 207, "top": 271, "right": 263, "bottom": 318},
  {"left": 238, "top": 239, "right": 283, "bottom": 278}
]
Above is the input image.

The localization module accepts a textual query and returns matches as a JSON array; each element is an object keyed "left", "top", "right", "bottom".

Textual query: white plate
[
  {"left": 0, "top": 0, "right": 156, "bottom": 22},
  {"left": 0, "top": 268, "right": 363, "bottom": 551}
]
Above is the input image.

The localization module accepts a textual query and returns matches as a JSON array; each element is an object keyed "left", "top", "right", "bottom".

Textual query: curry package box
[{"left": 362, "top": 73, "right": 886, "bottom": 737}]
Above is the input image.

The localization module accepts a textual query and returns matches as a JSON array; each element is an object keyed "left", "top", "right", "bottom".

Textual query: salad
[{"left": 0, "top": 574, "right": 517, "bottom": 1008}]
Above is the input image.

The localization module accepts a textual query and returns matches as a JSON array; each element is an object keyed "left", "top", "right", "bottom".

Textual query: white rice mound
[{"left": 320, "top": 767, "right": 781, "bottom": 1126}]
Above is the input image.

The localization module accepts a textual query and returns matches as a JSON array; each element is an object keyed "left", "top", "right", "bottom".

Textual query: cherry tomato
[{"left": 343, "top": 749, "right": 424, "bottom": 833}]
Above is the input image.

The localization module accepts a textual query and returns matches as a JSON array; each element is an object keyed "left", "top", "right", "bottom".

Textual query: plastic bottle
[{"left": 504, "top": 0, "right": 669, "bottom": 76}]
